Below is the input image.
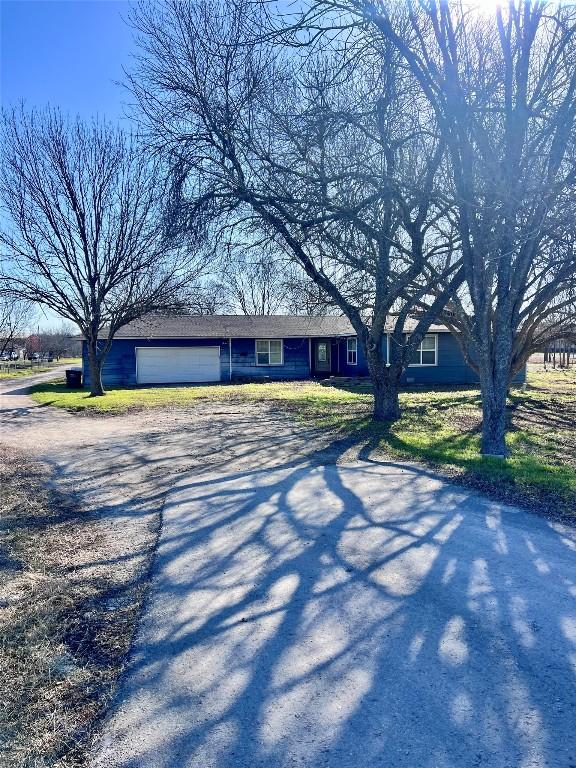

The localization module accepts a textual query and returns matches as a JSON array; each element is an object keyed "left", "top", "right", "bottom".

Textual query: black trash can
[{"left": 65, "top": 369, "right": 82, "bottom": 388}]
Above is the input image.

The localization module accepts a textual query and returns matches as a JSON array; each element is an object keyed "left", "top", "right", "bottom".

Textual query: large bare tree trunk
[
  {"left": 479, "top": 358, "right": 510, "bottom": 457},
  {"left": 366, "top": 345, "right": 401, "bottom": 422},
  {"left": 86, "top": 342, "right": 105, "bottom": 397},
  {"left": 479, "top": 383, "right": 508, "bottom": 456}
]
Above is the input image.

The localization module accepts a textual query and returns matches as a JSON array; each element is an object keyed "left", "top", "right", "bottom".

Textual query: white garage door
[{"left": 136, "top": 346, "right": 221, "bottom": 384}]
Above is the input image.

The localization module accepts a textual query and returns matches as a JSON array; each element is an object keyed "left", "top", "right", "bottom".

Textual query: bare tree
[
  {"left": 301, "top": 0, "right": 576, "bottom": 452},
  {"left": 38, "top": 322, "right": 82, "bottom": 360},
  {"left": 184, "top": 280, "right": 233, "bottom": 314},
  {"left": 215, "top": 234, "right": 337, "bottom": 315},
  {"left": 0, "top": 108, "right": 204, "bottom": 395},
  {"left": 129, "top": 0, "right": 462, "bottom": 420},
  {"left": 222, "top": 252, "right": 287, "bottom": 316},
  {"left": 0, "top": 293, "right": 31, "bottom": 356},
  {"left": 281, "top": 265, "right": 339, "bottom": 316},
  {"left": 220, "top": 243, "right": 326, "bottom": 316}
]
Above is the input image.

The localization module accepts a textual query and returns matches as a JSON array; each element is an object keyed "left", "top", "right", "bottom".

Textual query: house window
[
  {"left": 256, "top": 339, "right": 283, "bottom": 365},
  {"left": 347, "top": 337, "right": 357, "bottom": 365},
  {"left": 317, "top": 343, "right": 327, "bottom": 362},
  {"left": 409, "top": 334, "right": 437, "bottom": 366}
]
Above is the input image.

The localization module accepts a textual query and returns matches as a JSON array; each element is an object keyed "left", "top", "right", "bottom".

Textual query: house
[{"left": 82, "top": 314, "right": 526, "bottom": 388}]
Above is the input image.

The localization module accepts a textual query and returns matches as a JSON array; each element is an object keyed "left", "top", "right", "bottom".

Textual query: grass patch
[
  {"left": 0, "top": 366, "right": 53, "bottom": 380},
  {"left": 29, "top": 365, "right": 576, "bottom": 514},
  {"left": 0, "top": 445, "right": 146, "bottom": 767},
  {"left": 0, "top": 358, "right": 81, "bottom": 380},
  {"left": 29, "top": 379, "right": 367, "bottom": 414}
]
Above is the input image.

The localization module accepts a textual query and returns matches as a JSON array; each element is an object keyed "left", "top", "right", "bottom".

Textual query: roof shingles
[{"left": 105, "top": 314, "right": 449, "bottom": 339}]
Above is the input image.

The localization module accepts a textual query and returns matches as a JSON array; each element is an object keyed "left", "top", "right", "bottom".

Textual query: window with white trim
[
  {"left": 256, "top": 339, "right": 283, "bottom": 365},
  {"left": 409, "top": 334, "right": 437, "bottom": 366},
  {"left": 347, "top": 337, "right": 357, "bottom": 365}
]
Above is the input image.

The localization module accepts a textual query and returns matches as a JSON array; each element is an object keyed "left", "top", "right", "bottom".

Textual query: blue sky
[
  {"left": 1, "top": 0, "right": 135, "bottom": 123},
  {"left": 1, "top": 0, "right": 136, "bottom": 329}
]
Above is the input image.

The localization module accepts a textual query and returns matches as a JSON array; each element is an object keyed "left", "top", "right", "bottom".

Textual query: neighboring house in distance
[{"left": 82, "top": 315, "right": 526, "bottom": 389}]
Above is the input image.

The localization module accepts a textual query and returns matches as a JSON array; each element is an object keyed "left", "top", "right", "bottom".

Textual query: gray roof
[{"left": 106, "top": 314, "right": 450, "bottom": 339}]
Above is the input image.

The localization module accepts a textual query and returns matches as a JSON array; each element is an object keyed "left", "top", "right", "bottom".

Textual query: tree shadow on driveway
[{"left": 92, "top": 430, "right": 576, "bottom": 768}]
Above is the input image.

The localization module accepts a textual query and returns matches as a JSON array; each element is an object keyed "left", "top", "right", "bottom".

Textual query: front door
[{"left": 314, "top": 340, "right": 331, "bottom": 374}]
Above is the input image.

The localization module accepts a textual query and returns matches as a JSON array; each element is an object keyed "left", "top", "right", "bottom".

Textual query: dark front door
[{"left": 314, "top": 340, "right": 331, "bottom": 374}]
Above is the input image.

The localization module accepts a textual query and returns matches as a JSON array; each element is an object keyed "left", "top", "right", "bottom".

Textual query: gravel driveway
[{"left": 1, "top": 375, "right": 576, "bottom": 768}]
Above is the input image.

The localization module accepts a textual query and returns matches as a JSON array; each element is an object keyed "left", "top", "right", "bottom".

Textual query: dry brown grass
[{"left": 0, "top": 446, "right": 148, "bottom": 767}]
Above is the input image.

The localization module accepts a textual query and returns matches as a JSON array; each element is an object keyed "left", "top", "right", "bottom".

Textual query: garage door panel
[{"left": 136, "top": 347, "right": 221, "bottom": 384}]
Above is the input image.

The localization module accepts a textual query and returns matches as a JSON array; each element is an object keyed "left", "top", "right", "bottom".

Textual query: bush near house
[{"left": 29, "top": 365, "right": 576, "bottom": 517}]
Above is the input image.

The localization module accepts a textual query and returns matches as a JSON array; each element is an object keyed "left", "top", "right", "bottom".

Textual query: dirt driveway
[
  {"left": 0, "top": 374, "right": 331, "bottom": 633},
  {"left": 2, "top": 376, "right": 576, "bottom": 768}
]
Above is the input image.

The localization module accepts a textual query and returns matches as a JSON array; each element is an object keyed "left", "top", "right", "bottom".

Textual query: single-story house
[{"left": 82, "top": 315, "right": 526, "bottom": 388}]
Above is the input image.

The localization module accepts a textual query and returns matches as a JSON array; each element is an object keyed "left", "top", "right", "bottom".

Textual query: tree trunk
[
  {"left": 479, "top": 369, "right": 509, "bottom": 457},
  {"left": 367, "top": 346, "right": 401, "bottom": 422},
  {"left": 86, "top": 341, "right": 105, "bottom": 397}
]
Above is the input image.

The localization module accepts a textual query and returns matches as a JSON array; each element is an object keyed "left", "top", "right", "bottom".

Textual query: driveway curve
[{"left": 1, "top": 377, "right": 575, "bottom": 768}]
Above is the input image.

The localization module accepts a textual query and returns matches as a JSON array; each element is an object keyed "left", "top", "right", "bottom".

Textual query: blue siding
[
  {"left": 401, "top": 333, "right": 478, "bottom": 385},
  {"left": 399, "top": 334, "right": 525, "bottom": 385},
  {"left": 83, "top": 338, "right": 231, "bottom": 388},
  {"left": 335, "top": 333, "right": 526, "bottom": 385},
  {"left": 230, "top": 337, "right": 310, "bottom": 380},
  {"left": 84, "top": 331, "right": 526, "bottom": 388},
  {"left": 83, "top": 336, "right": 312, "bottom": 387},
  {"left": 337, "top": 337, "right": 368, "bottom": 377}
]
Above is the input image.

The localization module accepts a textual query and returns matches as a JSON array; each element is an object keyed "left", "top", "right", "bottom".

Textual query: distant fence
[
  {"left": 543, "top": 340, "right": 576, "bottom": 368},
  {"left": 0, "top": 359, "right": 50, "bottom": 374}
]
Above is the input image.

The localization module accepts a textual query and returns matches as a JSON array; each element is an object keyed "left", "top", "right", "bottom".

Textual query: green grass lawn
[
  {"left": 54, "top": 357, "right": 82, "bottom": 365},
  {"left": 29, "top": 366, "right": 576, "bottom": 514},
  {"left": 0, "top": 365, "right": 53, "bottom": 379},
  {"left": 0, "top": 357, "right": 81, "bottom": 380}
]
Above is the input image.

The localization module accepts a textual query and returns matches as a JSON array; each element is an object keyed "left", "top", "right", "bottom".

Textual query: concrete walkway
[{"left": 94, "top": 457, "right": 576, "bottom": 767}]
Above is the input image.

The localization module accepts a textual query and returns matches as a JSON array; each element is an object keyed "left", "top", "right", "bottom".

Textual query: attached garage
[{"left": 136, "top": 346, "right": 221, "bottom": 384}]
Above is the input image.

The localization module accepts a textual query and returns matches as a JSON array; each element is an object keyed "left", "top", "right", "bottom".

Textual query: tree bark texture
[
  {"left": 86, "top": 342, "right": 105, "bottom": 397},
  {"left": 479, "top": 359, "right": 510, "bottom": 457},
  {"left": 367, "top": 345, "right": 401, "bottom": 422}
]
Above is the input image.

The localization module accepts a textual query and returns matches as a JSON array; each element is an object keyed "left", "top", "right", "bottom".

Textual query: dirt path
[
  {"left": 1, "top": 377, "right": 343, "bottom": 585},
  {"left": 2, "top": 379, "right": 576, "bottom": 768},
  {"left": 1, "top": 376, "right": 332, "bottom": 766},
  {"left": 96, "top": 460, "right": 576, "bottom": 768},
  {"left": 1, "top": 378, "right": 328, "bottom": 637}
]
